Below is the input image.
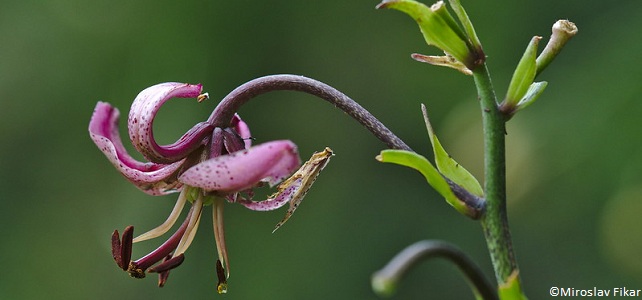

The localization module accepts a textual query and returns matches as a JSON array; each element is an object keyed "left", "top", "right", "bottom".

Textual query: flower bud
[
  {"left": 501, "top": 36, "right": 541, "bottom": 113},
  {"left": 536, "top": 20, "right": 578, "bottom": 76}
]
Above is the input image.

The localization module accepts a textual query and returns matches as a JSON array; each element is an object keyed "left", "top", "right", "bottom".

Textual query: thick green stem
[{"left": 473, "top": 63, "right": 519, "bottom": 286}]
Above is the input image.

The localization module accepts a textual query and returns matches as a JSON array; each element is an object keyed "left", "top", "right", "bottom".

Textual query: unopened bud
[
  {"left": 502, "top": 36, "right": 541, "bottom": 113},
  {"left": 536, "top": 20, "right": 578, "bottom": 75}
]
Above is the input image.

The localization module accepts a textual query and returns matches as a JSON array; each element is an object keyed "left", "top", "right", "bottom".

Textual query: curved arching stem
[
  {"left": 372, "top": 240, "right": 498, "bottom": 300},
  {"left": 207, "top": 74, "right": 411, "bottom": 151},
  {"left": 208, "top": 74, "right": 481, "bottom": 214}
]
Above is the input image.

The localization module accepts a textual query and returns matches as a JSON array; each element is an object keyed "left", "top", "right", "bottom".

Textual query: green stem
[
  {"left": 372, "top": 240, "right": 498, "bottom": 299},
  {"left": 473, "top": 63, "right": 520, "bottom": 287}
]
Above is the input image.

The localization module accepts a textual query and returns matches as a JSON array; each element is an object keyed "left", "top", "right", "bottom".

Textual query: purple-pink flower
[{"left": 89, "top": 82, "right": 318, "bottom": 292}]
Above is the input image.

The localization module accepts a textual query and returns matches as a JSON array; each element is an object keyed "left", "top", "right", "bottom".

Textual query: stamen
[
  {"left": 197, "top": 92, "right": 209, "bottom": 103},
  {"left": 173, "top": 214, "right": 201, "bottom": 256},
  {"left": 111, "top": 230, "right": 123, "bottom": 270},
  {"left": 216, "top": 259, "right": 228, "bottom": 294},
  {"left": 158, "top": 268, "right": 170, "bottom": 288},
  {"left": 148, "top": 253, "right": 185, "bottom": 273},
  {"left": 111, "top": 226, "right": 134, "bottom": 271},
  {"left": 121, "top": 226, "right": 134, "bottom": 270},
  {"left": 173, "top": 194, "right": 204, "bottom": 256},
  {"left": 133, "top": 189, "right": 188, "bottom": 243},
  {"left": 212, "top": 197, "right": 230, "bottom": 280},
  {"left": 128, "top": 206, "right": 194, "bottom": 278},
  {"left": 151, "top": 254, "right": 185, "bottom": 287}
]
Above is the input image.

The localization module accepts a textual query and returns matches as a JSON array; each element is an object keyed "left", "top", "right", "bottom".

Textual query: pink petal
[
  {"left": 89, "top": 102, "right": 184, "bottom": 195},
  {"left": 231, "top": 114, "right": 252, "bottom": 149},
  {"left": 236, "top": 177, "right": 301, "bottom": 211},
  {"left": 128, "top": 82, "right": 213, "bottom": 163},
  {"left": 179, "top": 140, "right": 300, "bottom": 193}
]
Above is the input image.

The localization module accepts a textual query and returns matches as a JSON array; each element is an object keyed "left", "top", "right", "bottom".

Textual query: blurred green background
[{"left": 1, "top": 0, "right": 641, "bottom": 299}]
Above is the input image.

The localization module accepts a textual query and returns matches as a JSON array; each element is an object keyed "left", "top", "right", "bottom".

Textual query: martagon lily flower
[{"left": 89, "top": 82, "right": 331, "bottom": 293}]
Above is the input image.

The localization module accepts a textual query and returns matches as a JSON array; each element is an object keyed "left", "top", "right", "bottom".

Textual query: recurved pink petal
[
  {"left": 89, "top": 102, "right": 184, "bottom": 195},
  {"left": 128, "top": 82, "right": 213, "bottom": 164},
  {"left": 179, "top": 140, "right": 300, "bottom": 193}
]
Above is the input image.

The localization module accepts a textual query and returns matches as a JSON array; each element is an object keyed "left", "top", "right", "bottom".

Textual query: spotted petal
[
  {"left": 89, "top": 102, "right": 184, "bottom": 195},
  {"left": 128, "top": 82, "right": 213, "bottom": 164},
  {"left": 179, "top": 140, "right": 300, "bottom": 193}
]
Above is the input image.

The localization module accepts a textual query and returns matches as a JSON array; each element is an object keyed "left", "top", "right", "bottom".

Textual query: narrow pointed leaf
[
  {"left": 447, "top": 0, "right": 483, "bottom": 53},
  {"left": 422, "top": 105, "right": 483, "bottom": 197},
  {"left": 514, "top": 81, "right": 548, "bottom": 113},
  {"left": 377, "top": 150, "right": 471, "bottom": 216},
  {"left": 503, "top": 36, "right": 541, "bottom": 110}
]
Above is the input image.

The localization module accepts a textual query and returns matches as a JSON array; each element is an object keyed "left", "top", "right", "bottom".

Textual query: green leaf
[
  {"left": 376, "top": 149, "right": 471, "bottom": 216},
  {"left": 503, "top": 36, "right": 541, "bottom": 110},
  {"left": 422, "top": 104, "right": 483, "bottom": 197},
  {"left": 377, "top": 0, "right": 474, "bottom": 68},
  {"left": 447, "top": 0, "right": 483, "bottom": 53},
  {"left": 514, "top": 81, "right": 548, "bottom": 113}
]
